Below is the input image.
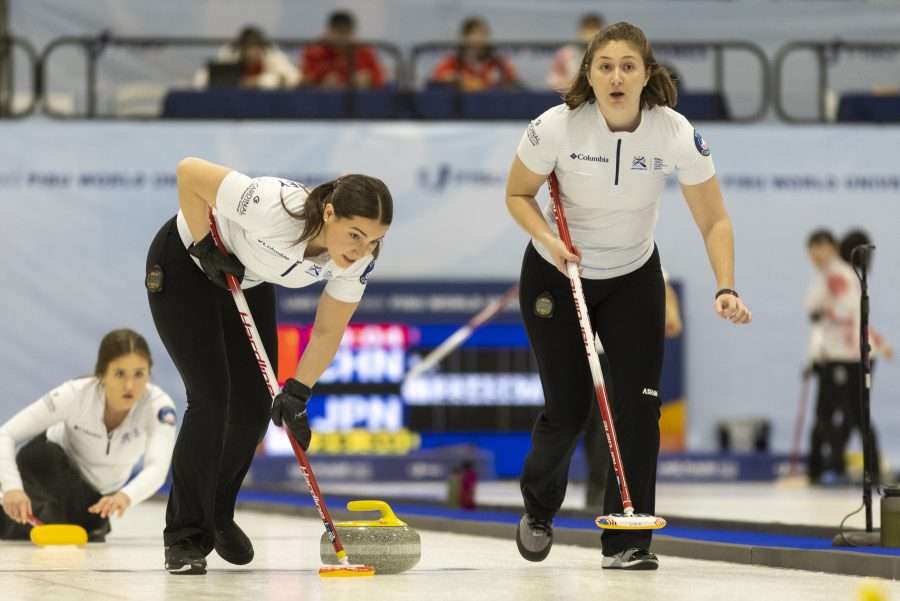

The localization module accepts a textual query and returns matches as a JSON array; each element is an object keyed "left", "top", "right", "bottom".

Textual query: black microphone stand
[{"left": 833, "top": 244, "right": 880, "bottom": 546}]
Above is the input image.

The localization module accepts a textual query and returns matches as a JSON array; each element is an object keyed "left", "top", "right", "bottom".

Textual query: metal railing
[
  {"left": 2, "top": 34, "right": 783, "bottom": 121},
  {"left": 774, "top": 40, "right": 900, "bottom": 123},
  {"left": 0, "top": 35, "right": 38, "bottom": 118},
  {"left": 410, "top": 40, "right": 771, "bottom": 122},
  {"left": 38, "top": 34, "right": 405, "bottom": 119}
]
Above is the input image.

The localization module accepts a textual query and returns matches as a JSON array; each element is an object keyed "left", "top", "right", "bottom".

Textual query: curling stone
[{"left": 320, "top": 500, "right": 420, "bottom": 574}]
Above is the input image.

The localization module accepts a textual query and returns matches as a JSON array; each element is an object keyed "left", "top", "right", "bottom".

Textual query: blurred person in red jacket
[
  {"left": 430, "top": 16, "right": 520, "bottom": 92},
  {"left": 300, "top": 10, "right": 386, "bottom": 89}
]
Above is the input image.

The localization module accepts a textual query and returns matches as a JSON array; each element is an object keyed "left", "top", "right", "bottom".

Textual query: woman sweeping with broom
[
  {"left": 146, "top": 158, "right": 392, "bottom": 574},
  {"left": 505, "top": 22, "right": 751, "bottom": 570}
]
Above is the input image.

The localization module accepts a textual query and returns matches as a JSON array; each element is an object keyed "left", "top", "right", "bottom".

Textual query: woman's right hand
[
  {"left": 2, "top": 489, "right": 33, "bottom": 524},
  {"left": 540, "top": 233, "right": 581, "bottom": 277}
]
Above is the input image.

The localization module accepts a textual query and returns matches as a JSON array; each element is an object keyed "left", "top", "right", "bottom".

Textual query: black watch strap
[{"left": 715, "top": 288, "right": 739, "bottom": 300}]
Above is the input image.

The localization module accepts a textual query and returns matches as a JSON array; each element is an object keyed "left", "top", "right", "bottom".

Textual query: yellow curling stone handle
[{"left": 336, "top": 500, "right": 407, "bottom": 528}]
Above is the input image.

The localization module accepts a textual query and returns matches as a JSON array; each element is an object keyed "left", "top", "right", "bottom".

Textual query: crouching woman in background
[{"left": 0, "top": 329, "right": 176, "bottom": 541}]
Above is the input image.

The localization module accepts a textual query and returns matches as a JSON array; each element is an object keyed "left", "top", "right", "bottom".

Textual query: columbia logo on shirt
[
  {"left": 73, "top": 424, "right": 104, "bottom": 439},
  {"left": 569, "top": 152, "right": 609, "bottom": 163}
]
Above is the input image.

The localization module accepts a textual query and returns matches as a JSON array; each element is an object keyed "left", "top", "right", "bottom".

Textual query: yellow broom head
[
  {"left": 318, "top": 564, "right": 376, "bottom": 578},
  {"left": 595, "top": 513, "right": 667, "bottom": 531},
  {"left": 30, "top": 524, "right": 89, "bottom": 545}
]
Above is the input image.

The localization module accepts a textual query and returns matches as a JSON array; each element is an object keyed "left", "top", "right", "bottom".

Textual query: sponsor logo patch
[
  {"left": 653, "top": 157, "right": 665, "bottom": 171},
  {"left": 569, "top": 152, "right": 609, "bottom": 163},
  {"left": 526, "top": 119, "right": 541, "bottom": 146},
  {"left": 236, "top": 181, "right": 259, "bottom": 215},
  {"left": 631, "top": 156, "right": 648, "bottom": 171},
  {"left": 642, "top": 388, "right": 659, "bottom": 398}
]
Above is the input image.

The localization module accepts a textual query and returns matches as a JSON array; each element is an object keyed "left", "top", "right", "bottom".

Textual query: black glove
[
  {"left": 188, "top": 233, "right": 245, "bottom": 290},
  {"left": 272, "top": 378, "right": 312, "bottom": 450}
]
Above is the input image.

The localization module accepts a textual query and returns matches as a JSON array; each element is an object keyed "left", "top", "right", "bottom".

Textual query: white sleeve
[
  {"left": 323, "top": 257, "right": 373, "bottom": 303},
  {"left": 215, "top": 172, "right": 293, "bottom": 233},
  {"left": 119, "top": 394, "right": 177, "bottom": 506},
  {"left": 515, "top": 105, "right": 565, "bottom": 176},
  {"left": 0, "top": 382, "right": 79, "bottom": 493},
  {"left": 674, "top": 118, "right": 716, "bottom": 186}
]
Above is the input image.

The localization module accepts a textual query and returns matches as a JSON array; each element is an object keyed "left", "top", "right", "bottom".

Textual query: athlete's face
[
  {"left": 101, "top": 353, "right": 150, "bottom": 413},
  {"left": 587, "top": 40, "right": 649, "bottom": 126},
  {"left": 808, "top": 242, "right": 838, "bottom": 271},
  {"left": 322, "top": 204, "right": 390, "bottom": 268}
]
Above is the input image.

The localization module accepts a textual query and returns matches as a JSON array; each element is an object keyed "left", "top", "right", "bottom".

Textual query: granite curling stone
[{"left": 320, "top": 500, "right": 420, "bottom": 574}]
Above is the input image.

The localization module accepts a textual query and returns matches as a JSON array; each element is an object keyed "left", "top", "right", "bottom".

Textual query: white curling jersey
[
  {"left": 176, "top": 171, "right": 375, "bottom": 302},
  {"left": 0, "top": 377, "right": 176, "bottom": 506},
  {"left": 517, "top": 103, "right": 716, "bottom": 279}
]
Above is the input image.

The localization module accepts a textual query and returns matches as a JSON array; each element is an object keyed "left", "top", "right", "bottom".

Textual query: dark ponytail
[
  {"left": 564, "top": 21, "right": 678, "bottom": 111},
  {"left": 281, "top": 174, "right": 393, "bottom": 258}
]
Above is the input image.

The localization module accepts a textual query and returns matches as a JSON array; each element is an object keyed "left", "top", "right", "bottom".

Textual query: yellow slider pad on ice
[{"left": 30, "top": 524, "right": 89, "bottom": 545}]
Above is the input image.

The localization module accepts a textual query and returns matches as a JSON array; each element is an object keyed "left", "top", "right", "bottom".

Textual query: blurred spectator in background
[
  {"left": 430, "top": 17, "right": 520, "bottom": 91},
  {"left": 301, "top": 10, "right": 386, "bottom": 89},
  {"left": 194, "top": 26, "right": 299, "bottom": 89},
  {"left": 546, "top": 13, "right": 605, "bottom": 93},
  {"left": 805, "top": 229, "right": 891, "bottom": 486}
]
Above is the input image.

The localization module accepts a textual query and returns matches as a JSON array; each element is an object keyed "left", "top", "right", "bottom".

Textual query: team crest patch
[
  {"left": 694, "top": 130, "right": 710, "bottom": 156},
  {"left": 157, "top": 407, "right": 177, "bottom": 426},
  {"left": 360, "top": 260, "right": 376, "bottom": 284},
  {"left": 631, "top": 156, "right": 647, "bottom": 171},
  {"left": 145, "top": 265, "right": 164, "bottom": 293},
  {"left": 534, "top": 292, "right": 554, "bottom": 318}
]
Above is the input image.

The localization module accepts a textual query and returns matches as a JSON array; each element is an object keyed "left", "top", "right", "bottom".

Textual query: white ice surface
[{"left": 1, "top": 501, "right": 897, "bottom": 601}]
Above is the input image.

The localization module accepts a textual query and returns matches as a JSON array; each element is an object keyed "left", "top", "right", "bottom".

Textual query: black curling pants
[
  {"left": 147, "top": 217, "right": 277, "bottom": 552},
  {"left": 0, "top": 435, "right": 108, "bottom": 540},
  {"left": 808, "top": 361, "right": 881, "bottom": 484},
  {"left": 518, "top": 243, "right": 665, "bottom": 556}
]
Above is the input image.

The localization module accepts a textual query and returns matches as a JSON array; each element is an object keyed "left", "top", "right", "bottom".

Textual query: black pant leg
[
  {"left": 214, "top": 282, "right": 278, "bottom": 527},
  {"left": 518, "top": 244, "right": 594, "bottom": 522},
  {"left": 147, "top": 218, "right": 232, "bottom": 552},
  {"left": 807, "top": 366, "right": 833, "bottom": 482},
  {"left": 15, "top": 436, "right": 106, "bottom": 533},
  {"left": 592, "top": 251, "right": 665, "bottom": 555},
  {"left": 839, "top": 362, "right": 882, "bottom": 484}
]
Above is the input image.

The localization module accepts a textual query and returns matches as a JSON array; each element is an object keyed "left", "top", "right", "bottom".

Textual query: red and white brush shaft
[
  {"left": 564, "top": 261, "right": 634, "bottom": 513},
  {"left": 206, "top": 210, "right": 347, "bottom": 558},
  {"left": 548, "top": 173, "right": 634, "bottom": 514},
  {"left": 405, "top": 285, "right": 519, "bottom": 380}
]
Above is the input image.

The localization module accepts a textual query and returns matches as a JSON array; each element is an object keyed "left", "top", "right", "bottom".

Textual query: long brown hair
[
  {"left": 94, "top": 329, "right": 153, "bottom": 377},
  {"left": 282, "top": 174, "right": 393, "bottom": 258},
  {"left": 564, "top": 21, "right": 677, "bottom": 111}
]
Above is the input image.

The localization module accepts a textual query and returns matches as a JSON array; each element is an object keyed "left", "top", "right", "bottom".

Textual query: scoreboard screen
[{"left": 264, "top": 280, "right": 684, "bottom": 456}]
